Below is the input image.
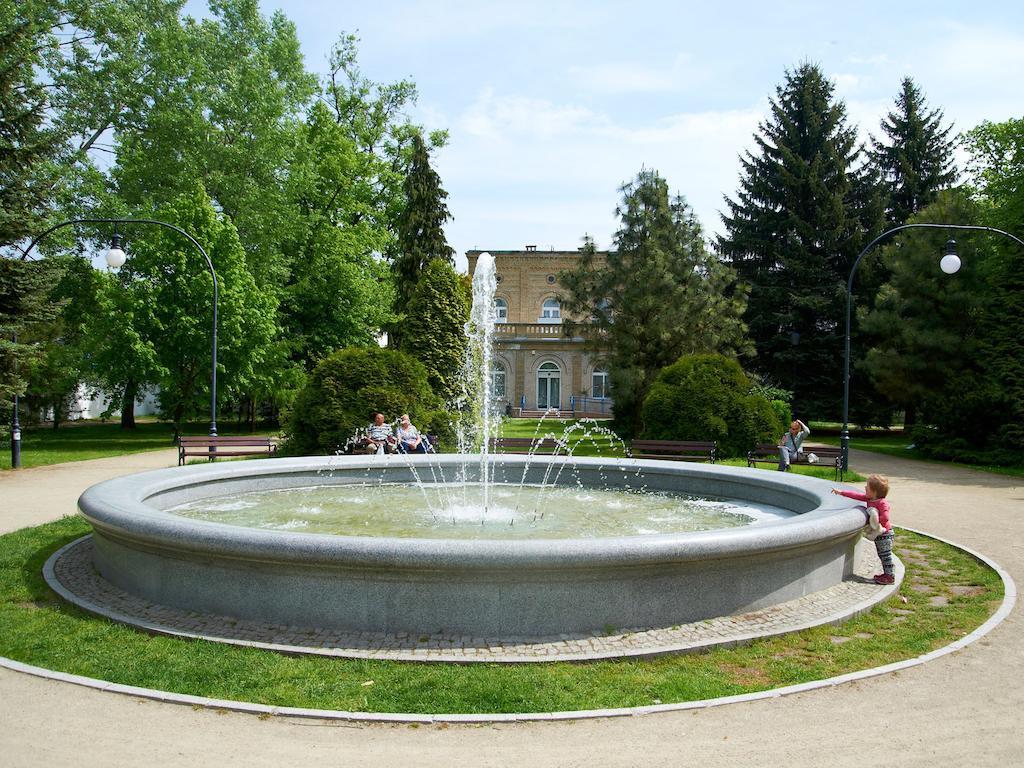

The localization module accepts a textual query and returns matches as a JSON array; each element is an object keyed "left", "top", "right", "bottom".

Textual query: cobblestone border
[
  {"left": 0, "top": 527, "right": 1011, "bottom": 722},
  {"left": 44, "top": 535, "right": 895, "bottom": 662}
]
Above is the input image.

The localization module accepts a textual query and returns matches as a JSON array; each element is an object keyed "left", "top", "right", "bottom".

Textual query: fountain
[{"left": 75, "top": 252, "right": 867, "bottom": 642}]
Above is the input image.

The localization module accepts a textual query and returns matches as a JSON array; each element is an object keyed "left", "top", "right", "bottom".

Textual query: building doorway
[{"left": 537, "top": 362, "right": 561, "bottom": 410}]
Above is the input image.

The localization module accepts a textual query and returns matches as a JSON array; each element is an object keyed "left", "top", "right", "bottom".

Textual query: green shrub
[
  {"left": 641, "top": 354, "right": 784, "bottom": 458},
  {"left": 284, "top": 347, "right": 442, "bottom": 455}
]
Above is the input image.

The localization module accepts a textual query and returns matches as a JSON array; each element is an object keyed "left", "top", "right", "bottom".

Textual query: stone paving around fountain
[{"left": 46, "top": 533, "right": 899, "bottom": 662}]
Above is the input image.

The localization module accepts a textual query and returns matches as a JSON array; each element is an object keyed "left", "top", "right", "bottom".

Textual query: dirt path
[{"left": 1, "top": 450, "right": 1021, "bottom": 767}]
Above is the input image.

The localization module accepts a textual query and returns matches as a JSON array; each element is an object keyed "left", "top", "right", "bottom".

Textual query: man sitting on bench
[
  {"left": 364, "top": 412, "right": 397, "bottom": 455},
  {"left": 778, "top": 419, "right": 810, "bottom": 471}
]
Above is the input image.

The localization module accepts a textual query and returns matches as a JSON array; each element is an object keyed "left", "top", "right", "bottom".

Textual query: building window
[
  {"left": 592, "top": 369, "right": 610, "bottom": 399},
  {"left": 592, "top": 298, "right": 613, "bottom": 323},
  {"left": 494, "top": 297, "right": 508, "bottom": 322},
  {"left": 540, "top": 298, "right": 561, "bottom": 322},
  {"left": 546, "top": 274, "right": 556, "bottom": 284},
  {"left": 492, "top": 363, "right": 507, "bottom": 399}
]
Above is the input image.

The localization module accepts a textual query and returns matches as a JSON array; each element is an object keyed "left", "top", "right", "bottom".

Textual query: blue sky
[{"left": 188, "top": 1, "right": 1023, "bottom": 269}]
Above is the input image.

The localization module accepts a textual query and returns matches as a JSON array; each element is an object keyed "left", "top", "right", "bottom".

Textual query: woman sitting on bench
[
  {"left": 778, "top": 419, "right": 810, "bottom": 471},
  {"left": 396, "top": 413, "right": 428, "bottom": 454}
]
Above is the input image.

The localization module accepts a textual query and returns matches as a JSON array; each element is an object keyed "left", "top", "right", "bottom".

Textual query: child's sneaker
[{"left": 873, "top": 573, "right": 895, "bottom": 585}]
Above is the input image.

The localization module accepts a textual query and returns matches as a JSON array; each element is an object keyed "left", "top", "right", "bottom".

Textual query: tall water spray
[{"left": 460, "top": 252, "right": 498, "bottom": 511}]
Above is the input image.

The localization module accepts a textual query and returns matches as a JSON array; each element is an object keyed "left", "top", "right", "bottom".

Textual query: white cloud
[
  {"left": 567, "top": 53, "right": 708, "bottom": 94},
  {"left": 439, "top": 88, "right": 769, "bottom": 263}
]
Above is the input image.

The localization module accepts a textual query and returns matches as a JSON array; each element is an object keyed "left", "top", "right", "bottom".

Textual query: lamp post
[
  {"left": 841, "top": 223, "right": 1024, "bottom": 472},
  {"left": 10, "top": 217, "right": 219, "bottom": 469}
]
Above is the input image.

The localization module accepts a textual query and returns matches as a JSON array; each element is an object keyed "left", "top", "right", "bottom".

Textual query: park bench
[
  {"left": 178, "top": 435, "right": 278, "bottom": 466},
  {"left": 488, "top": 436, "right": 564, "bottom": 454},
  {"left": 630, "top": 440, "right": 717, "bottom": 463},
  {"left": 746, "top": 443, "right": 844, "bottom": 480}
]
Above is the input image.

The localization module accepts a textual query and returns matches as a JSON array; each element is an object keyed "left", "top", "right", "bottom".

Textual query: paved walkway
[{"left": 1, "top": 449, "right": 1022, "bottom": 767}]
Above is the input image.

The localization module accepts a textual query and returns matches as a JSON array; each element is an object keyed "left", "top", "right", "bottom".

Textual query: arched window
[
  {"left": 592, "top": 369, "right": 610, "bottom": 399},
  {"left": 537, "top": 361, "right": 561, "bottom": 410},
  {"left": 494, "top": 297, "right": 508, "bottom": 322},
  {"left": 540, "top": 298, "right": 561, "bottom": 322},
  {"left": 491, "top": 362, "right": 507, "bottom": 399}
]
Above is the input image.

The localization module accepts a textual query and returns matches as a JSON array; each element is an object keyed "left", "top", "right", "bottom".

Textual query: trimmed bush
[
  {"left": 641, "top": 354, "right": 784, "bottom": 458},
  {"left": 285, "top": 347, "right": 442, "bottom": 455}
]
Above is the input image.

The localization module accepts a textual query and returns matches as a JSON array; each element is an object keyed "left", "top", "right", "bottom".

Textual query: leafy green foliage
[
  {"left": 0, "top": 259, "right": 64, "bottom": 436},
  {"left": 561, "top": 169, "right": 749, "bottom": 437},
  {"left": 869, "top": 77, "right": 958, "bottom": 226},
  {"left": 718, "top": 63, "right": 885, "bottom": 419},
  {"left": 109, "top": 186, "right": 278, "bottom": 430},
  {"left": 909, "top": 119, "right": 1024, "bottom": 464},
  {"left": 285, "top": 346, "right": 440, "bottom": 455},
  {"left": 641, "top": 355, "right": 783, "bottom": 458},
  {"left": 0, "top": 1, "right": 62, "bottom": 250},
  {"left": 400, "top": 260, "right": 468, "bottom": 402}
]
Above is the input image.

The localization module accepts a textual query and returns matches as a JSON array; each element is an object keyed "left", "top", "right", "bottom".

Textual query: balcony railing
[{"left": 495, "top": 322, "right": 572, "bottom": 339}]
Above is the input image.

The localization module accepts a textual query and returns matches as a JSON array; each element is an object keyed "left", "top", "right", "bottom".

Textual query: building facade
[{"left": 467, "top": 246, "right": 612, "bottom": 418}]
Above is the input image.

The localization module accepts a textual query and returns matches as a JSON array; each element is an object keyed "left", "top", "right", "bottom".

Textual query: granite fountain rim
[{"left": 77, "top": 454, "right": 867, "bottom": 571}]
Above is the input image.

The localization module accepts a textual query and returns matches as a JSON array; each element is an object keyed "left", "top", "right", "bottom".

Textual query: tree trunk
[
  {"left": 903, "top": 403, "right": 917, "bottom": 430},
  {"left": 121, "top": 380, "right": 137, "bottom": 429}
]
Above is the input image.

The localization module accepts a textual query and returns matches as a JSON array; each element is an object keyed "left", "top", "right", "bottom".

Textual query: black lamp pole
[
  {"left": 10, "top": 217, "right": 219, "bottom": 468},
  {"left": 841, "top": 223, "right": 1024, "bottom": 473}
]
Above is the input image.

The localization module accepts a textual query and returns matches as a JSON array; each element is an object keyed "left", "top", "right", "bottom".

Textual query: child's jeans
[{"left": 875, "top": 531, "right": 895, "bottom": 576}]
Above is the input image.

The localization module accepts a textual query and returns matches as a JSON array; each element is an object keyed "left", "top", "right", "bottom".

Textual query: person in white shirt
[
  {"left": 364, "top": 412, "right": 396, "bottom": 454},
  {"left": 396, "top": 413, "right": 428, "bottom": 454}
]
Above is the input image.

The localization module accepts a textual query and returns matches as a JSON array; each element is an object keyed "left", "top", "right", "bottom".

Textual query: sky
[{"left": 188, "top": 0, "right": 1024, "bottom": 271}]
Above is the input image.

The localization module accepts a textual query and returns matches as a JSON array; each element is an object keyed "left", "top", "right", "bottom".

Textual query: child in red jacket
[{"left": 832, "top": 474, "right": 894, "bottom": 585}]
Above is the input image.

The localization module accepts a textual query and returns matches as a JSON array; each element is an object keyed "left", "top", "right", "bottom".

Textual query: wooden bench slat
[
  {"left": 178, "top": 435, "right": 277, "bottom": 465},
  {"left": 630, "top": 440, "right": 716, "bottom": 463},
  {"left": 746, "top": 443, "right": 844, "bottom": 480},
  {"left": 488, "top": 437, "right": 562, "bottom": 454}
]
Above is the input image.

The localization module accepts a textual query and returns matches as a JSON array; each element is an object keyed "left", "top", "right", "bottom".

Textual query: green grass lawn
[
  {"left": 0, "top": 517, "right": 1002, "bottom": 714},
  {"left": 811, "top": 430, "right": 1024, "bottom": 479},
  {"left": 1, "top": 420, "right": 279, "bottom": 470},
  {"left": 499, "top": 417, "right": 864, "bottom": 482}
]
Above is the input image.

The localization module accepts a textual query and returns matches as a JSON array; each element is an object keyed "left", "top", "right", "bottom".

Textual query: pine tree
[
  {"left": 391, "top": 133, "right": 454, "bottom": 345},
  {"left": 561, "top": 169, "right": 749, "bottom": 437},
  {"left": 869, "top": 77, "right": 958, "bottom": 226},
  {"left": 717, "top": 63, "right": 883, "bottom": 419}
]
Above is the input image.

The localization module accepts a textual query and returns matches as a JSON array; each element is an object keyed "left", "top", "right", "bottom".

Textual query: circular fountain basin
[{"left": 78, "top": 455, "right": 866, "bottom": 640}]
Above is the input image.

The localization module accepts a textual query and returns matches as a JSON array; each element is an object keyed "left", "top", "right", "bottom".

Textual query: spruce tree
[
  {"left": 869, "top": 77, "right": 958, "bottom": 226},
  {"left": 717, "top": 63, "right": 883, "bottom": 419},
  {"left": 561, "top": 169, "right": 749, "bottom": 437},
  {"left": 391, "top": 133, "right": 454, "bottom": 346}
]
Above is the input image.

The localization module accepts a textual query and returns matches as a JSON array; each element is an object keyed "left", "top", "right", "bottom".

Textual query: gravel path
[{"left": 1, "top": 448, "right": 1021, "bottom": 767}]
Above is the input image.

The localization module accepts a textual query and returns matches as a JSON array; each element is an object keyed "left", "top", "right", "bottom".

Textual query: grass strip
[{"left": 0, "top": 517, "right": 1001, "bottom": 714}]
